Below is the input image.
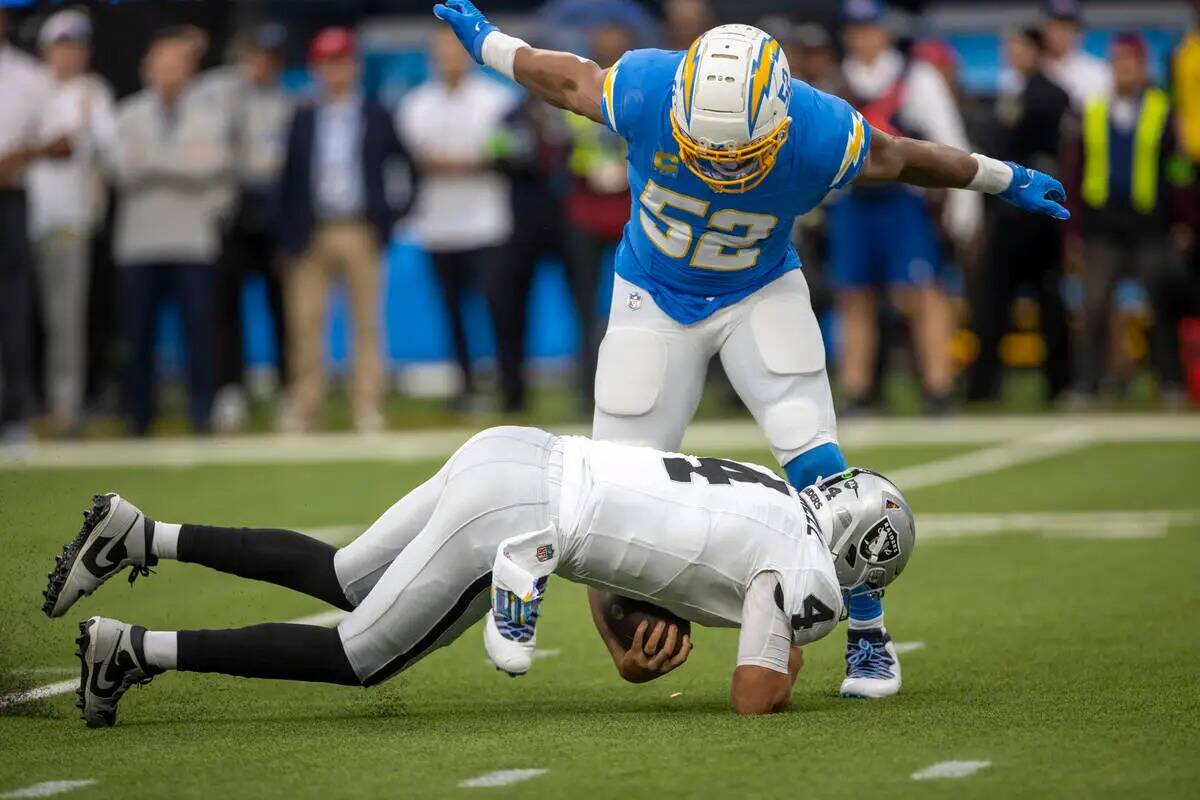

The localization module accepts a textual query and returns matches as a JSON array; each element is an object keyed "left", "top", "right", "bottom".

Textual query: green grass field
[{"left": 2, "top": 426, "right": 1199, "bottom": 799}]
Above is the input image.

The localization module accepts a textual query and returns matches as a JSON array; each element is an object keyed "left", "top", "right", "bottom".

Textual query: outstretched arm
[
  {"left": 433, "top": 0, "right": 605, "bottom": 124},
  {"left": 857, "top": 126, "right": 1071, "bottom": 220}
]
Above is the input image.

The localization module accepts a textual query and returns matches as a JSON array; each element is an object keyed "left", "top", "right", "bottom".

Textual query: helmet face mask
[
  {"left": 799, "top": 469, "right": 916, "bottom": 594},
  {"left": 670, "top": 25, "right": 793, "bottom": 194}
]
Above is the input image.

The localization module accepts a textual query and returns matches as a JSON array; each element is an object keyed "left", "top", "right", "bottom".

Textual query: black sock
[
  {"left": 177, "top": 624, "right": 360, "bottom": 685},
  {"left": 178, "top": 525, "right": 354, "bottom": 611}
]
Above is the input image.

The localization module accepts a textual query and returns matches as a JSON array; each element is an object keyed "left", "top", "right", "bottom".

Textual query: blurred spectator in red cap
[
  {"left": 1062, "top": 31, "right": 1192, "bottom": 407},
  {"left": 277, "top": 25, "right": 418, "bottom": 433},
  {"left": 309, "top": 26, "right": 356, "bottom": 63}
]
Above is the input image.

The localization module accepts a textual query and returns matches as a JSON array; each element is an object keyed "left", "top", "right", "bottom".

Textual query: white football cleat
[
  {"left": 484, "top": 613, "right": 535, "bottom": 676},
  {"left": 482, "top": 578, "right": 546, "bottom": 677},
  {"left": 74, "top": 616, "right": 160, "bottom": 728},
  {"left": 839, "top": 627, "right": 901, "bottom": 699},
  {"left": 43, "top": 494, "right": 155, "bottom": 619}
]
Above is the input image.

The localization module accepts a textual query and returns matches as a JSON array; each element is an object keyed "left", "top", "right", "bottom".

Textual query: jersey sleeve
[
  {"left": 736, "top": 571, "right": 793, "bottom": 674},
  {"left": 599, "top": 48, "right": 678, "bottom": 141},
  {"left": 784, "top": 566, "right": 843, "bottom": 647},
  {"left": 792, "top": 80, "right": 872, "bottom": 191}
]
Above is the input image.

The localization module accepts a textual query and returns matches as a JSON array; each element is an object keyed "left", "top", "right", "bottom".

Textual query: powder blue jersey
[{"left": 599, "top": 48, "right": 871, "bottom": 324}]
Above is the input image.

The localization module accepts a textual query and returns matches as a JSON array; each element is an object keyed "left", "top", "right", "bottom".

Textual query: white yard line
[
  {"left": 0, "top": 781, "right": 97, "bottom": 799},
  {"left": 893, "top": 641, "right": 925, "bottom": 655},
  {"left": 2, "top": 414, "right": 1197, "bottom": 471},
  {"left": 919, "top": 510, "right": 1200, "bottom": 542},
  {"left": 458, "top": 769, "right": 547, "bottom": 788},
  {"left": 911, "top": 760, "right": 991, "bottom": 780},
  {"left": 0, "top": 681, "right": 78, "bottom": 710},
  {"left": 885, "top": 423, "right": 1096, "bottom": 491}
]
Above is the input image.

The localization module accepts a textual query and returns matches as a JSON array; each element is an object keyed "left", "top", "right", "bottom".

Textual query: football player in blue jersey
[{"left": 433, "top": 0, "right": 1069, "bottom": 699}]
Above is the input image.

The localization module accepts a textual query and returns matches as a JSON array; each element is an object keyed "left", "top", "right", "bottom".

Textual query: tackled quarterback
[
  {"left": 43, "top": 427, "right": 915, "bottom": 727},
  {"left": 430, "top": 0, "right": 1069, "bottom": 698}
]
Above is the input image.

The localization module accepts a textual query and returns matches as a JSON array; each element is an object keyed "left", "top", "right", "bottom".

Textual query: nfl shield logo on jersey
[{"left": 536, "top": 544, "right": 554, "bottom": 563}]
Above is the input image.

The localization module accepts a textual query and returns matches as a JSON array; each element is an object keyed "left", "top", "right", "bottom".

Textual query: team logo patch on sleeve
[
  {"left": 830, "top": 111, "right": 867, "bottom": 188},
  {"left": 859, "top": 517, "right": 901, "bottom": 564}
]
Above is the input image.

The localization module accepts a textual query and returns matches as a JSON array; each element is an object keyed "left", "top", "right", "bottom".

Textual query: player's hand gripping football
[
  {"left": 617, "top": 620, "right": 693, "bottom": 683},
  {"left": 998, "top": 162, "right": 1071, "bottom": 220},
  {"left": 432, "top": 0, "right": 496, "bottom": 63}
]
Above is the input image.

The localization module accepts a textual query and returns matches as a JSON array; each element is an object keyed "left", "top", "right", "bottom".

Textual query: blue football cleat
[{"left": 839, "top": 627, "right": 901, "bottom": 698}]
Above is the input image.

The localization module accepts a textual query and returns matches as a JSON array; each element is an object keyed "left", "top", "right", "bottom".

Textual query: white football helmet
[
  {"left": 670, "top": 24, "right": 793, "bottom": 193},
  {"left": 798, "top": 468, "right": 916, "bottom": 593}
]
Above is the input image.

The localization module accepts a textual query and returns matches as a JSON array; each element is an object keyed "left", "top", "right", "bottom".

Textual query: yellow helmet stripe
[
  {"left": 681, "top": 39, "right": 701, "bottom": 123},
  {"left": 747, "top": 38, "right": 780, "bottom": 133},
  {"left": 831, "top": 112, "right": 866, "bottom": 188}
]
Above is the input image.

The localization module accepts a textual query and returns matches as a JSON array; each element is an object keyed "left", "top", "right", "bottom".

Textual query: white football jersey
[{"left": 554, "top": 436, "right": 843, "bottom": 643}]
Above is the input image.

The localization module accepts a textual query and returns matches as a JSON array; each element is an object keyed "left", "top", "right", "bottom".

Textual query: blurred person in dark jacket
[
  {"left": 969, "top": 28, "right": 1072, "bottom": 404},
  {"left": 277, "top": 27, "right": 417, "bottom": 433},
  {"left": 1062, "top": 33, "right": 1192, "bottom": 407},
  {"left": 486, "top": 97, "right": 569, "bottom": 414},
  {"left": 109, "top": 26, "right": 231, "bottom": 436},
  {"left": 561, "top": 22, "right": 632, "bottom": 412},
  {"left": 203, "top": 23, "right": 293, "bottom": 432},
  {"left": 0, "top": 8, "right": 72, "bottom": 445},
  {"left": 663, "top": 0, "right": 713, "bottom": 52}
]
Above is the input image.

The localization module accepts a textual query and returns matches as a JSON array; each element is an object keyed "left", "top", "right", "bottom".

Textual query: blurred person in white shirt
[
  {"left": 831, "top": 0, "right": 979, "bottom": 414},
  {"left": 1041, "top": 0, "right": 1111, "bottom": 109},
  {"left": 398, "top": 27, "right": 515, "bottom": 410},
  {"left": 27, "top": 9, "right": 115, "bottom": 436},
  {"left": 0, "top": 8, "right": 73, "bottom": 444}
]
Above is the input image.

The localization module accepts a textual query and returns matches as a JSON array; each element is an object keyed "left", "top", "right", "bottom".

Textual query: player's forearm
[
  {"left": 587, "top": 586, "right": 631, "bottom": 667},
  {"left": 862, "top": 131, "right": 979, "bottom": 189},
  {"left": 512, "top": 48, "right": 605, "bottom": 124}
]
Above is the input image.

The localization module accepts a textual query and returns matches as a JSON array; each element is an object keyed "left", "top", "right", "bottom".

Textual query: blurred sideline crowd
[{"left": 1, "top": 0, "right": 1199, "bottom": 443}]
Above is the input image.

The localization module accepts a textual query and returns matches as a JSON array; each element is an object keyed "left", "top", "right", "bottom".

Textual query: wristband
[
  {"left": 966, "top": 153, "right": 1014, "bottom": 194},
  {"left": 480, "top": 31, "right": 530, "bottom": 81}
]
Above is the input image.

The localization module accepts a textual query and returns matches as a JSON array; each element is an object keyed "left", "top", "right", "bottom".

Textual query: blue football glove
[
  {"left": 998, "top": 162, "right": 1071, "bottom": 220},
  {"left": 432, "top": 0, "right": 497, "bottom": 64}
]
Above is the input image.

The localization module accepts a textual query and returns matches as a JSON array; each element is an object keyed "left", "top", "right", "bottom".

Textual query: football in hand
[{"left": 600, "top": 593, "right": 692, "bottom": 658}]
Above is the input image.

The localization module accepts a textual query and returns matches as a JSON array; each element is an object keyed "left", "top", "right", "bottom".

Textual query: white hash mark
[
  {"left": 458, "top": 769, "right": 547, "bottom": 788},
  {"left": 0, "top": 780, "right": 98, "bottom": 798},
  {"left": 893, "top": 641, "right": 925, "bottom": 655},
  {"left": 911, "top": 761, "right": 991, "bottom": 780}
]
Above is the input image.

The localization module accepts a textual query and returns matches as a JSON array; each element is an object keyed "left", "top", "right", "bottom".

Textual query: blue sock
[
  {"left": 848, "top": 587, "right": 883, "bottom": 626},
  {"left": 783, "top": 442, "right": 847, "bottom": 490},
  {"left": 784, "top": 444, "right": 885, "bottom": 628}
]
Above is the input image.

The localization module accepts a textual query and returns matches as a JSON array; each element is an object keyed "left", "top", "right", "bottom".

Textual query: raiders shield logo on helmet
[{"left": 859, "top": 517, "right": 901, "bottom": 564}]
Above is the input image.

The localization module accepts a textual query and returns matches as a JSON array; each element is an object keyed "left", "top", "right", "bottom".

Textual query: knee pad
[
  {"left": 749, "top": 293, "right": 825, "bottom": 376},
  {"left": 762, "top": 399, "right": 821, "bottom": 454},
  {"left": 595, "top": 328, "right": 667, "bottom": 416}
]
